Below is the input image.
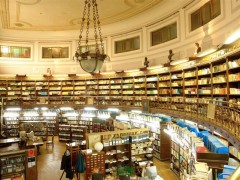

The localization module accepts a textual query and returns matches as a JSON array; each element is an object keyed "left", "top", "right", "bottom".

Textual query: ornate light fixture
[{"left": 75, "top": 0, "right": 109, "bottom": 73}]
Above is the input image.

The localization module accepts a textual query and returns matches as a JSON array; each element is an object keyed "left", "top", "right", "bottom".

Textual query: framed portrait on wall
[
  {"left": 39, "top": 42, "right": 72, "bottom": 61},
  {"left": 42, "top": 47, "right": 69, "bottom": 59},
  {"left": 0, "top": 44, "right": 32, "bottom": 59}
]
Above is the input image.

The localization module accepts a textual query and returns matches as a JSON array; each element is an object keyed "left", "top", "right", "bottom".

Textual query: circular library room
[{"left": 0, "top": 0, "right": 240, "bottom": 180}]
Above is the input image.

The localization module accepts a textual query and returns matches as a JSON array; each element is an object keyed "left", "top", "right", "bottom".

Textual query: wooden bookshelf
[
  {"left": 0, "top": 44, "right": 239, "bottom": 109},
  {"left": 2, "top": 108, "right": 58, "bottom": 138}
]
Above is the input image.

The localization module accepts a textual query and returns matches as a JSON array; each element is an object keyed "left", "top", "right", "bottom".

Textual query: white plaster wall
[{"left": 0, "top": 0, "right": 240, "bottom": 75}]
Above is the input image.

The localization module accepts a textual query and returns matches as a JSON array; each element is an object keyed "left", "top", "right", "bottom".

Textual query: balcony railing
[{"left": 149, "top": 97, "right": 240, "bottom": 150}]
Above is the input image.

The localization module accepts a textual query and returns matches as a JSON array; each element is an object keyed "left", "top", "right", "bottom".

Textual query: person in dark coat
[{"left": 61, "top": 150, "right": 74, "bottom": 179}]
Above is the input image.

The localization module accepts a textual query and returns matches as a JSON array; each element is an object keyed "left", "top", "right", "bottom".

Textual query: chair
[{"left": 46, "top": 135, "right": 54, "bottom": 149}]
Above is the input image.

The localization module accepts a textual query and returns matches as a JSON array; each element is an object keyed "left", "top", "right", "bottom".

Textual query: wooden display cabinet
[
  {"left": 211, "top": 58, "right": 228, "bottom": 101},
  {"left": 130, "top": 139, "right": 153, "bottom": 165},
  {"left": 61, "top": 110, "right": 79, "bottom": 125},
  {"left": 0, "top": 150, "right": 26, "bottom": 180},
  {"left": 158, "top": 72, "right": 171, "bottom": 95},
  {"left": 145, "top": 75, "right": 158, "bottom": 108},
  {"left": 0, "top": 80, "right": 7, "bottom": 97},
  {"left": 86, "top": 79, "right": 98, "bottom": 105},
  {"left": 158, "top": 72, "right": 171, "bottom": 108},
  {"left": 58, "top": 124, "right": 87, "bottom": 142},
  {"left": 86, "top": 128, "right": 150, "bottom": 168},
  {"left": 170, "top": 135, "right": 196, "bottom": 179},
  {"left": 5, "top": 80, "right": 22, "bottom": 106},
  {"left": 79, "top": 117, "right": 93, "bottom": 133},
  {"left": 171, "top": 70, "right": 183, "bottom": 97},
  {"left": 98, "top": 78, "right": 111, "bottom": 105},
  {"left": 146, "top": 75, "right": 158, "bottom": 96},
  {"left": 110, "top": 78, "right": 123, "bottom": 106},
  {"left": 3, "top": 108, "right": 58, "bottom": 138},
  {"left": 61, "top": 80, "right": 74, "bottom": 105},
  {"left": 170, "top": 140, "right": 180, "bottom": 177},
  {"left": 85, "top": 151, "right": 105, "bottom": 180},
  {"left": 0, "top": 148, "right": 38, "bottom": 180},
  {"left": 46, "top": 116, "right": 57, "bottom": 136},
  {"left": 168, "top": 123, "right": 206, "bottom": 179},
  {"left": 133, "top": 75, "right": 145, "bottom": 107},
  {"left": 71, "top": 125, "right": 87, "bottom": 142},
  {"left": 21, "top": 81, "right": 36, "bottom": 105},
  {"left": 227, "top": 53, "right": 240, "bottom": 101},
  {"left": 19, "top": 121, "right": 47, "bottom": 140},
  {"left": 183, "top": 67, "right": 197, "bottom": 97},
  {"left": 152, "top": 121, "right": 171, "bottom": 161},
  {"left": 35, "top": 81, "right": 49, "bottom": 99},
  {"left": 58, "top": 124, "right": 71, "bottom": 142},
  {"left": 60, "top": 110, "right": 96, "bottom": 133},
  {"left": 74, "top": 80, "right": 86, "bottom": 105},
  {"left": 4, "top": 116, "right": 19, "bottom": 137},
  {"left": 103, "top": 142, "right": 130, "bottom": 174},
  {"left": 7, "top": 80, "right": 21, "bottom": 97},
  {"left": 122, "top": 77, "right": 134, "bottom": 106},
  {"left": 197, "top": 63, "right": 212, "bottom": 99}
]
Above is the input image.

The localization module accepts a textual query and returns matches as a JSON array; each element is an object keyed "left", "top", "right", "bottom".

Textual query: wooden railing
[
  {"left": 229, "top": 166, "right": 240, "bottom": 180},
  {"left": 149, "top": 97, "right": 240, "bottom": 150}
]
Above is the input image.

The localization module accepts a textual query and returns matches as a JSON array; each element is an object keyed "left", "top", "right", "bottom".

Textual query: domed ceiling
[
  {"left": 0, "top": 0, "right": 192, "bottom": 31},
  {"left": 0, "top": 0, "right": 165, "bottom": 31}
]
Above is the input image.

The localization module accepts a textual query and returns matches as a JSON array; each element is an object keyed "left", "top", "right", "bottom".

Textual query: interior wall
[{"left": 0, "top": 0, "right": 240, "bottom": 75}]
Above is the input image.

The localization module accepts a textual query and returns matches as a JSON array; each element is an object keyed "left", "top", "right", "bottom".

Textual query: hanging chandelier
[{"left": 75, "top": 0, "right": 109, "bottom": 73}]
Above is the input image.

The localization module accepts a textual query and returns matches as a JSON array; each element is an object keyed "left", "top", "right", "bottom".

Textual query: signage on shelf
[{"left": 207, "top": 103, "right": 216, "bottom": 119}]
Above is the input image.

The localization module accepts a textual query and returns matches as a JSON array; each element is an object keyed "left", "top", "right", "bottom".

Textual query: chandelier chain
[
  {"left": 94, "top": 0, "right": 104, "bottom": 54},
  {"left": 92, "top": 0, "right": 100, "bottom": 54},
  {"left": 75, "top": 0, "right": 109, "bottom": 73},
  {"left": 77, "top": 0, "right": 88, "bottom": 52},
  {"left": 85, "top": 0, "right": 91, "bottom": 51}
]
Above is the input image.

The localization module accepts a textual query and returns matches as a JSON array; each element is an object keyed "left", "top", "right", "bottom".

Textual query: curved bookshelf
[{"left": 1, "top": 41, "right": 240, "bottom": 149}]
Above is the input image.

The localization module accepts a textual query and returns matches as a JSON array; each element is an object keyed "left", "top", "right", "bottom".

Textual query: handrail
[{"left": 228, "top": 166, "right": 240, "bottom": 180}]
